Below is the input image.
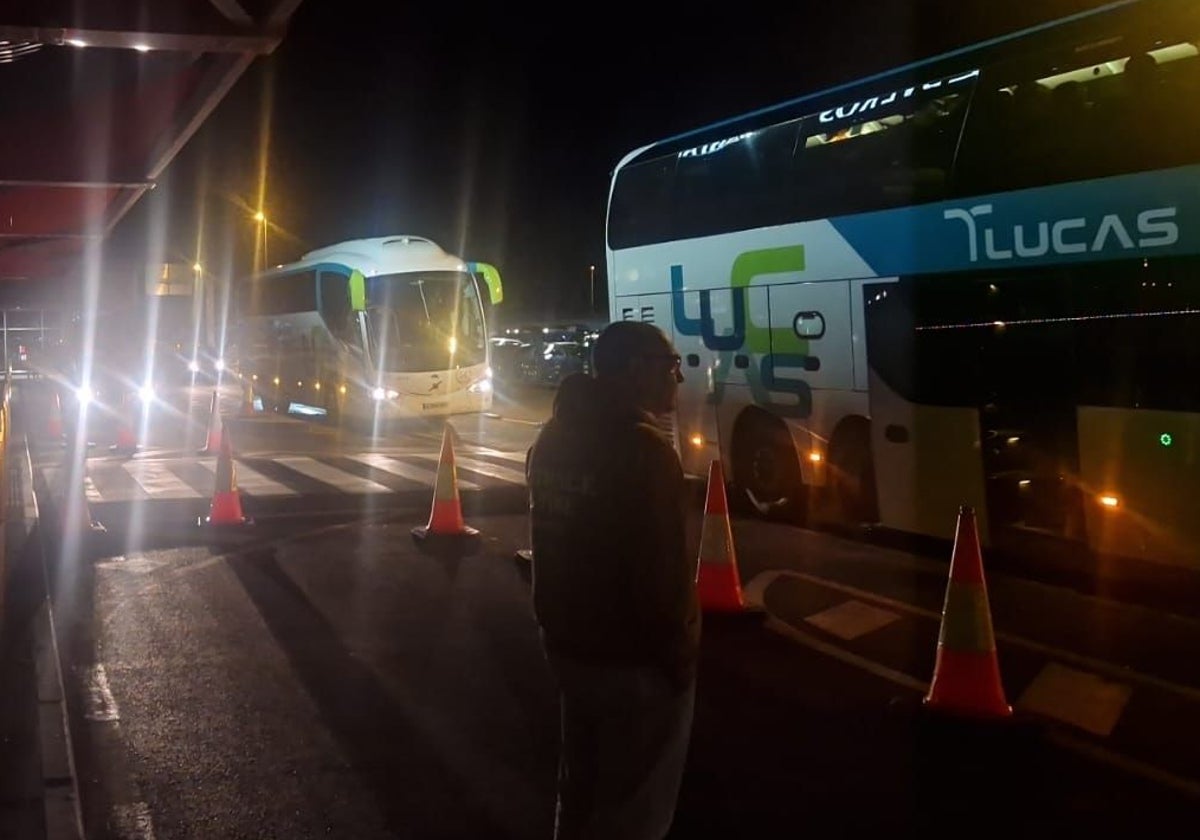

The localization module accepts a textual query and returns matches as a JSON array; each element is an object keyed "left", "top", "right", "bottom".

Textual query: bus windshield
[{"left": 364, "top": 271, "right": 487, "bottom": 372}]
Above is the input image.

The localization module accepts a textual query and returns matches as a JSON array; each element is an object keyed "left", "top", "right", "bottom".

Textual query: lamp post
[
  {"left": 589, "top": 264, "right": 595, "bottom": 313},
  {"left": 254, "top": 210, "right": 268, "bottom": 270}
]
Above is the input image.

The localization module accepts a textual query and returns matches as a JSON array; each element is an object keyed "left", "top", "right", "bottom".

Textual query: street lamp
[
  {"left": 254, "top": 211, "right": 268, "bottom": 269},
  {"left": 589, "top": 264, "right": 595, "bottom": 312}
]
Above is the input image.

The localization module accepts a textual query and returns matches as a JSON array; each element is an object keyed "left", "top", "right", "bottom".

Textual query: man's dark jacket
[{"left": 527, "top": 373, "right": 699, "bottom": 685}]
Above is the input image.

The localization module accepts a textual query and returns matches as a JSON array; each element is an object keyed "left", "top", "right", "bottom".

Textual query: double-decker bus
[
  {"left": 232, "top": 235, "right": 503, "bottom": 425},
  {"left": 606, "top": 0, "right": 1200, "bottom": 568}
]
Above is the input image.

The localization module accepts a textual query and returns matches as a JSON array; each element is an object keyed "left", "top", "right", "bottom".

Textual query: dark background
[{"left": 105, "top": 0, "right": 1117, "bottom": 323}]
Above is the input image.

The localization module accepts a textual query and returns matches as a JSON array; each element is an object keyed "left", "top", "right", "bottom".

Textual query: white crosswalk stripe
[
  {"left": 122, "top": 461, "right": 196, "bottom": 499},
  {"left": 346, "top": 453, "right": 480, "bottom": 491},
  {"left": 416, "top": 453, "right": 527, "bottom": 485},
  {"left": 196, "top": 459, "right": 298, "bottom": 497},
  {"left": 56, "top": 448, "right": 529, "bottom": 504},
  {"left": 273, "top": 456, "right": 392, "bottom": 494}
]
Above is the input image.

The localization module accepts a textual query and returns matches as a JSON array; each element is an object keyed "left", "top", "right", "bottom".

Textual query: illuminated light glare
[
  {"left": 469, "top": 379, "right": 493, "bottom": 395},
  {"left": 67, "top": 39, "right": 87, "bottom": 47},
  {"left": 1160, "top": 433, "right": 1173, "bottom": 447},
  {"left": 187, "top": 360, "right": 200, "bottom": 373},
  {"left": 387, "top": 389, "right": 399, "bottom": 399},
  {"left": 251, "top": 374, "right": 258, "bottom": 381},
  {"left": 75, "top": 385, "right": 94, "bottom": 406},
  {"left": 297, "top": 381, "right": 303, "bottom": 388},
  {"left": 1007, "top": 436, "right": 1020, "bottom": 445},
  {"left": 448, "top": 336, "right": 457, "bottom": 354},
  {"left": 133, "top": 44, "right": 150, "bottom": 52},
  {"left": 338, "top": 385, "right": 347, "bottom": 395},
  {"left": 690, "top": 434, "right": 704, "bottom": 448},
  {"left": 1019, "top": 479, "right": 1032, "bottom": 488},
  {"left": 138, "top": 383, "right": 155, "bottom": 403},
  {"left": 314, "top": 382, "right": 321, "bottom": 391},
  {"left": 214, "top": 358, "right": 225, "bottom": 371},
  {"left": 1099, "top": 494, "right": 1121, "bottom": 509},
  {"left": 193, "top": 262, "right": 202, "bottom": 272},
  {"left": 272, "top": 376, "right": 280, "bottom": 386},
  {"left": 372, "top": 387, "right": 387, "bottom": 401},
  {"left": 809, "top": 451, "right": 823, "bottom": 463},
  {"left": 917, "top": 308, "right": 1200, "bottom": 332},
  {"left": 254, "top": 211, "right": 266, "bottom": 223},
  {"left": 485, "top": 366, "right": 493, "bottom": 378}
]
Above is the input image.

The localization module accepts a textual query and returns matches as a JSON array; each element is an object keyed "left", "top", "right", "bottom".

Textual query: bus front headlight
[{"left": 468, "top": 377, "right": 492, "bottom": 394}]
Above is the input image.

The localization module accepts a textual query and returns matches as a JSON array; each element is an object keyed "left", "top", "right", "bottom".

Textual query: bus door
[{"left": 864, "top": 276, "right": 991, "bottom": 543}]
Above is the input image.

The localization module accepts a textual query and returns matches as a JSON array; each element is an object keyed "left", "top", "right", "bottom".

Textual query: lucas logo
[{"left": 944, "top": 204, "right": 1178, "bottom": 263}]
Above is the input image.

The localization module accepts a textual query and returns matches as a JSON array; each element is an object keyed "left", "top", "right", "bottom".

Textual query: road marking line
[
  {"left": 84, "top": 476, "right": 102, "bottom": 503},
  {"left": 346, "top": 453, "right": 479, "bottom": 491},
  {"left": 195, "top": 459, "right": 298, "bottom": 497},
  {"left": 805, "top": 599, "right": 901, "bottom": 641},
  {"left": 414, "top": 452, "right": 526, "bottom": 484},
  {"left": 1017, "top": 662, "right": 1132, "bottom": 738},
  {"left": 121, "top": 461, "right": 198, "bottom": 499},
  {"left": 764, "top": 615, "right": 1200, "bottom": 800},
  {"left": 746, "top": 569, "right": 1200, "bottom": 705},
  {"left": 81, "top": 663, "right": 119, "bottom": 722},
  {"left": 765, "top": 615, "right": 927, "bottom": 693},
  {"left": 468, "top": 446, "right": 528, "bottom": 465},
  {"left": 274, "top": 456, "right": 391, "bottom": 494}
]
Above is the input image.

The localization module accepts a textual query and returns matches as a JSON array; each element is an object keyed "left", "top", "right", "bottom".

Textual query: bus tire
[
  {"left": 731, "top": 412, "right": 806, "bottom": 525},
  {"left": 827, "top": 418, "right": 878, "bottom": 525}
]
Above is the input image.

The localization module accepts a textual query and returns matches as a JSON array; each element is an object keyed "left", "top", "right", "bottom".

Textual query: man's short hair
[{"left": 592, "top": 321, "right": 670, "bottom": 378}]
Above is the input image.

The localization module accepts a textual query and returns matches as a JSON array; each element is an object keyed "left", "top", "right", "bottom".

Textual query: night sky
[{"left": 112, "top": 0, "right": 1116, "bottom": 324}]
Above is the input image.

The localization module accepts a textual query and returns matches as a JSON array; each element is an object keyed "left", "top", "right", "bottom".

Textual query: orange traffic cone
[
  {"left": 199, "top": 427, "right": 251, "bottom": 527},
  {"left": 412, "top": 425, "right": 479, "bottom": 551},
  {"left": 696, "top": 459, "right": 759, "bottom": 613},
  {"left": 923, "top": 505, "right": 1012, "bottom": 720},
  {"left": 109, "top": 392, "right": 139, "bottom": 456},
  {"left": 198, "top": 390, "right": 223, "bottom": 454}
]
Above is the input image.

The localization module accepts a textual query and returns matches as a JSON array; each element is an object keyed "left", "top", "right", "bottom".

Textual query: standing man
[{"left": 527, "top": 321, "right": 699, "bottom": 839}]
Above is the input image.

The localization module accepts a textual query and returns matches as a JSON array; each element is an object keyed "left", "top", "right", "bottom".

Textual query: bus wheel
[
  {"left": 827, "top": 421, "right": 878, "bottom": 525},
  {"left": 732, "top": 414, "right": 805, "bottom": 524}
]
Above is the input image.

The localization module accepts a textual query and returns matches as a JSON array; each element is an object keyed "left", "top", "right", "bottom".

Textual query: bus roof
[
  {"left": 269, "top": 235, "right": 468, "bottom": 278},
  {"left": 614, "top": 0, "right": 1139, "bottom": 172}
]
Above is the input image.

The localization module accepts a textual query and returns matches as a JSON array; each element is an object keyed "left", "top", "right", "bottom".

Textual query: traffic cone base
[
  {"left": 923, "top": 506, "right": 1012, "bottom": 721},
  {"left": 697, "top": 563, "right": 749, "bottom": 613},
  {"left": 923, "top": 647, "right": 1012, "bottom": 720},
  {"left": 202, "top": 490, "right": 252, "bottom": 527},
  {"left": 412, "top": 426, "right": 479, "bottom": 554}
]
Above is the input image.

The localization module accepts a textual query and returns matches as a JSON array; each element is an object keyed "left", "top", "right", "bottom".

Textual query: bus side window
[{"left": 319, "top": 271, "right": 355, "bottom": 344}]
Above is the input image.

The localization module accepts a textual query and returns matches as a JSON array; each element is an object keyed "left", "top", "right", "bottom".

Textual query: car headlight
[
  {"left": 75, "top": 384, "right": 94, "bottom": 406},
  {"left": 187, "top": 360, "right": 200, "bottom": 373},
  {"left": 372, "top": 387, "right": 400, "bottom": 401},
  {"left": 214, "top": 358, "right": 226, "bottom": 372},
  {"left": 137, "top": 383, "right": 155, "bottom": 403}
]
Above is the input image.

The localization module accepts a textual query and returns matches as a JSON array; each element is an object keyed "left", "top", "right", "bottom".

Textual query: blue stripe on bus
[{"left": 828, "top": 165, "right": 1200, "bottom": 276}]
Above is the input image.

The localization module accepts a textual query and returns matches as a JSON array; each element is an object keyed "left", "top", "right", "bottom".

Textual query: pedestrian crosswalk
[{"left": 54, "top": 447, "right": 529, "bottom": 505}]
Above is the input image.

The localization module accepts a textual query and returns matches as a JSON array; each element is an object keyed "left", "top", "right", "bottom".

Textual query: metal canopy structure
[{"left": 0, "top": 0, "right": 301, "bottom": 285}]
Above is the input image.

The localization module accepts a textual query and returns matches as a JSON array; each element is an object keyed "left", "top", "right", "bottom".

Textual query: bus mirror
[
  {"left": 349, "top": 269, "right": 366, "bottom": 311},
  {"left": 468, "top": 261, "right": 504, "bottom": 305}
]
